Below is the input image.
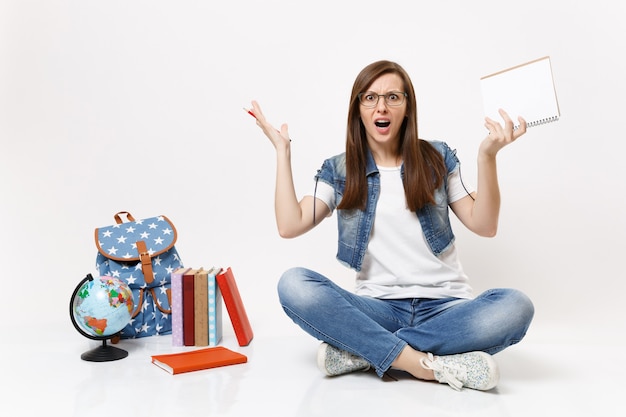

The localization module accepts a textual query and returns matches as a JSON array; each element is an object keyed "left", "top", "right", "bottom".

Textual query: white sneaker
[
  {"left": 317, "top": 343, "right": 370, "bottom": 376},
  {"left": 420, "top": 351, "right": 499, "bottom": 391}
]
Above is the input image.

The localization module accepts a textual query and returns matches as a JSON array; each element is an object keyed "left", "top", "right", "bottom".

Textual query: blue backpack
[{"left": 95, "top": 211, "right": 183, "bottom": 339}]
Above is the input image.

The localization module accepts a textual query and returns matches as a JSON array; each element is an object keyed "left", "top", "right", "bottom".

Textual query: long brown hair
[{"left": 337, "top": 60, "right": 447, "bottom": 212}]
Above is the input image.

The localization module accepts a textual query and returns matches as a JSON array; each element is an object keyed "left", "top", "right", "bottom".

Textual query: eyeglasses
[{"left": 358, "top": 91, "right": 407, "bottom": 108}]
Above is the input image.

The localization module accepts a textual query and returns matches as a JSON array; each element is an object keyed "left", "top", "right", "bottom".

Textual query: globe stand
[
  {"left": 70, "top": 274, "right": 132, "bottom": 362},
  {"left": 81, "top": 339, "right": 129, "bottom": 362}
]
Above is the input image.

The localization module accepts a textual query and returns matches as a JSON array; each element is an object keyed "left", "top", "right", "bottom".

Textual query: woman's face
[{"left": 359, "top": 72, "right": 407, "bottom": 148}]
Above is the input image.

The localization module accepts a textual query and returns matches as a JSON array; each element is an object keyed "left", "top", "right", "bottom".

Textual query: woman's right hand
[
  {"left": 250, "top": 100, "right": 292, "bottom": 150},
  {"left": 249, "top": 101, "right": 322, "bottom": 237}
]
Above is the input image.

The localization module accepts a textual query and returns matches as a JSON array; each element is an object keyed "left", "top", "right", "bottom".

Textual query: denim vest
[{"left": 314, "top": 140, "right": 460, "bottom": 272}]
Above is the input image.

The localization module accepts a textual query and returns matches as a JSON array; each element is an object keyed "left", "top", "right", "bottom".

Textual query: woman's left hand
[{"left": 480, "top": 108, "right": 527, "bottom": 157}]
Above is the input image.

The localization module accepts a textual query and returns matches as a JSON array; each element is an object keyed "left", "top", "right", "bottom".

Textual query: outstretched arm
[
  {"left": 450, "top": 109, "right": 527, "bottom": 237},
  {"left": 250, "top": 101, "right": 330, "bottom": 238}
]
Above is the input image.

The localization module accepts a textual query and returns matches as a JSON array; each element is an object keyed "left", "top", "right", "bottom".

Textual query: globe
[{"left": 70, "top": 274, "right": 134, "bottom": 361}]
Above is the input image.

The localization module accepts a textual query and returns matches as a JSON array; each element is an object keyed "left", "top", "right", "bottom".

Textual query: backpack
[{"left": 95, "top": 211, "right": 183, "bottom": 339}]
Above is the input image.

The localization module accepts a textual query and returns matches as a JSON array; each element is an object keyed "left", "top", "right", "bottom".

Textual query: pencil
[{"left": 243, "top": 107, "right": 257, "bottom": 119}]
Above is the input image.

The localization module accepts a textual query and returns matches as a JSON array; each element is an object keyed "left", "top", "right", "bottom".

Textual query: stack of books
[{"left": 170, "top": 266, "right": 254, "bottom": 348}]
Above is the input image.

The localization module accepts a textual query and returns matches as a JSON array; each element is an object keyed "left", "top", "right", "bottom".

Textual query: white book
[{"left": 480, "top": 56, "right": 560, "bottom": 129}]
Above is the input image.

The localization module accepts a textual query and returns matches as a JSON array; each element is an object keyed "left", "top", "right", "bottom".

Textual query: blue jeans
[{"left": 277, "top": 267, "right": 534, "bottom": 377}]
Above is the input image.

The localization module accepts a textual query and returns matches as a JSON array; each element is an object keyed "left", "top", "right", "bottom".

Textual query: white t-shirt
[{"left": 310, "top": 165, "right": 474, "bottom": 300}]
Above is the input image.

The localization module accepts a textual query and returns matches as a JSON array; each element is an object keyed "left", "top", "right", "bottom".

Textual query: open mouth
[{"left": 375, "top": 121, "right": 390, "bottom": 128}]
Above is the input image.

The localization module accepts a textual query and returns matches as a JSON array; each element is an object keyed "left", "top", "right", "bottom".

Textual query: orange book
[
  {"left": 216, "top": 267, "right": 254, "bottom": 346},
  {"left": 151, "top": 346, "right": 247, "bottom": 375}
]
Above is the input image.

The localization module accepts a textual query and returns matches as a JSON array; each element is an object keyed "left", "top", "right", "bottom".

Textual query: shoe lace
[{"left": 420, "top": 353, "right": 466, "bottom": 391}]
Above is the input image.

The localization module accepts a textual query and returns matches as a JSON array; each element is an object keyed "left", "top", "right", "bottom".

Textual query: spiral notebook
[{"left": 480, "top": 56, "right": 560, "bottom": 129}]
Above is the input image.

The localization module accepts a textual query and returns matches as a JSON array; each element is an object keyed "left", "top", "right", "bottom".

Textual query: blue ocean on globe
[{"left": 72, "top": 276, "right": 134, "bottom": 337}]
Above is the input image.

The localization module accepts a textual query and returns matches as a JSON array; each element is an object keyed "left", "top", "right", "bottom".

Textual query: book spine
[
  {"left": 208, "top": 270, "right": 222, "bottom": 346},
  {"left": 171, "top": 269, "right": 185, "bottom": 346},
  {"left": 182, "top": 272, "right": 195, "bottom": 346},
  {"left": 194, "top": 271, "right": 209, "bottom": 346}
]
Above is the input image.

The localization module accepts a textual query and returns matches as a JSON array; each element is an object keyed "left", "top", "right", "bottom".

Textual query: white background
[{"left": 1, "top": 0, "right": 624, "bottom": 351}]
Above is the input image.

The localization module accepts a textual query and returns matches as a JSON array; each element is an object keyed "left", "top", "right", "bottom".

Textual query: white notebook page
[{"left": 480, "top": 56, "right": 560, "bottom": 129}]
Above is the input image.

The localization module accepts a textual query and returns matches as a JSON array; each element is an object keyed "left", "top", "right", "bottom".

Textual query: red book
[
  {"left": 182, "top": 268, "right": 201, "bottom": 346},
  {"left": 216, "top": 267, "right": 253, "bottom": 346},
  {"left": 151, "top": 346, "right": 247, "bottom": 375}
]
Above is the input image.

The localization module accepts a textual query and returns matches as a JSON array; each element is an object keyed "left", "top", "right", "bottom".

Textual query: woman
[{"left": 250, "top": 60, "right": 534, "bottom": 391}]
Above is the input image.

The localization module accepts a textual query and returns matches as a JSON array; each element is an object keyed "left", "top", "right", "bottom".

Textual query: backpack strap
[
  {"left": 114, "top": 211, "right": 136, "bottom": 223},
  {"left": 136, "top": 240, "right": 154, "bottom": 284},
  {"left": 130, "top": 288, "right": 144, "bottom": 318},
  {"left": 150, "top": 287, "right": 172, "bottom": 314}
]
